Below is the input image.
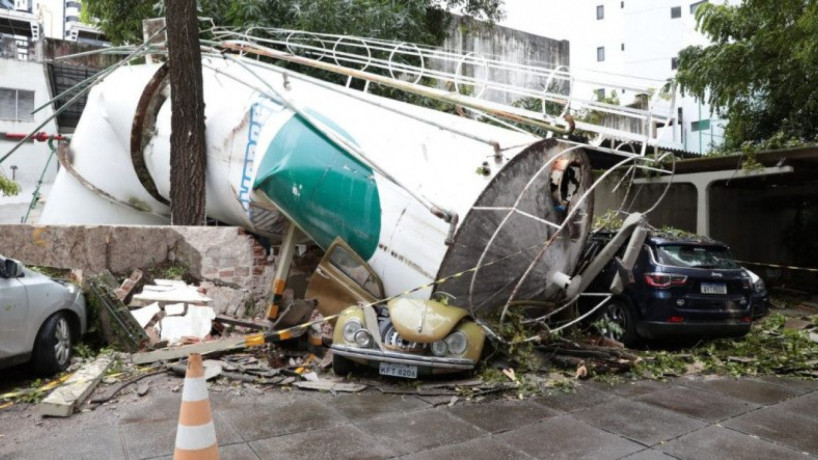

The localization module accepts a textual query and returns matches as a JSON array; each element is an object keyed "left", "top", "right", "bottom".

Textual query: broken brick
[{"left": 114, "top": 269, "right": 143, "bottom": 301}]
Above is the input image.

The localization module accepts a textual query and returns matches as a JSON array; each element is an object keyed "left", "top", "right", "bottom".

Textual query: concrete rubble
[
  {"left": 38, "top": 356, "right": 112, "bottom": 417},
  {"left": 117, "top": 278, "right": 225, "bottom": 348}
]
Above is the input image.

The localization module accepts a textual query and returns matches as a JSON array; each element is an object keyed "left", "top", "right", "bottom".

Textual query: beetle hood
[{"left": 387, "top": 298, "right": 469, "bottom": 343}]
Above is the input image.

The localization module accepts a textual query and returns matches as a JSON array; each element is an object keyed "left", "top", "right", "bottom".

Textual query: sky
[{"left": 499, "top": 0, "right": 580, "bottom": 41}]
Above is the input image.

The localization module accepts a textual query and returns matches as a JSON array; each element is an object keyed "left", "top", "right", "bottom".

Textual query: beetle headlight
[
  {"left": 430, "top": 340, "right": 448, "bottom": 356},
  {"left": 353, "top": 329, "right": 372, "bottom": 348},
  {"left": 444, "top": 331, "right": 468, "bottom": 355},
  {"left": 342, "top": 319, "right": 362, "bottom": 343}
]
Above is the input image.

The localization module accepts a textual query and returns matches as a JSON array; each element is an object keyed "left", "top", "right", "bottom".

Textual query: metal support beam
[{"left": 266, "top": 222, "right": 302, "bottom": 320}]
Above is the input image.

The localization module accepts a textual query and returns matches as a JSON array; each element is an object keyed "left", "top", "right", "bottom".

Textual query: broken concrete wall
[
  {"left": 440, "top": 16, "right": 570, "bottom": 106},
  {"left": 0, "top": 225, "right": 279, "bottom": 316}
]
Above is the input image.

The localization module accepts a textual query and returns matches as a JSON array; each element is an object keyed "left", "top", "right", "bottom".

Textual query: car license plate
[
  {"left": 701, "top": 282, "right": 727, "bottom": 294},
  {"left": 379, "top": 362, "right": 418, "bottom": 379}
]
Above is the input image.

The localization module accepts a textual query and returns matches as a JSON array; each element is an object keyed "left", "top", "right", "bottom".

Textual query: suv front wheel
[{"left": 599, "top": 298, "right": 638, "bottom": 347}]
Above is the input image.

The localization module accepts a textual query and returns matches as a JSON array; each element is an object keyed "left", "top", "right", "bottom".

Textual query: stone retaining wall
[{"left": 0, "top": 225, "right": 279, "bottom": 315}]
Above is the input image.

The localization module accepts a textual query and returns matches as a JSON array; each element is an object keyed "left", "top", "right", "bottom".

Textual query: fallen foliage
[{"left": 635, "top": 314, "right": 818, "bottom": 380}]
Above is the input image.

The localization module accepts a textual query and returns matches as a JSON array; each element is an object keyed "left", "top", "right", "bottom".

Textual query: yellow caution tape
[
  {"left": 253, "top": 235, "right": 562, "bottom": 346},
  {"left": 0, "top": 365, "right": 160, "bottom": 403},
  {"left": 244, "top": 333, "right": 266, "bottom": 347},
  {"left": 0, "top": 374, "right": 70, "bottom": 400},
  {"left": 739, "top": 260, "right": 818, "bottom": 273}
]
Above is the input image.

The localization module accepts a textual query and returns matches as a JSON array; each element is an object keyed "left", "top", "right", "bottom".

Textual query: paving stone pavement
[{"left": 1, "top": 375, "right": 817, "bottom": 459}]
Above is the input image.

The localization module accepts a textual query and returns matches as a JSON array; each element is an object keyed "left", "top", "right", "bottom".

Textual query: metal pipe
[
  {"left": 0, "top": 28, "right": 166, "bottom": 165},
  {"left": 22, "top": 138, "right": 60, "bottom": 223}
]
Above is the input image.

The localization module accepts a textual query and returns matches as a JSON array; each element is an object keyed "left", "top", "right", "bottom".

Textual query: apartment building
[
  {"left": 0, "top": 1, "right": 107, "bottom": 223},
  {"left": 504, "top": 0, "right": 742, "bottom": 154}
]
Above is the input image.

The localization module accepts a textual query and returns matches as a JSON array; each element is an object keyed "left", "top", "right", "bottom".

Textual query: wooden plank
[
  {"left": 132, "top": 337, "right": 247, "bottom": 364},
  {"left": 39, "top": 356, "right": 112, "bottom": 417},
  {"left": 292, "top": 381, "right": 367, "bottom": 393}
]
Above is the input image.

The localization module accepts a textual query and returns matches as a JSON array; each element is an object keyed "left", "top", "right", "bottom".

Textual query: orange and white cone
[{"left": 173, "top": 353, "right": 219, "bottom": 460}]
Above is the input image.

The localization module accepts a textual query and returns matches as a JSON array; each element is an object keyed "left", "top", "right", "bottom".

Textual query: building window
[
  {"left": 597, "top": 46, "right": 605, "bottom": 62},
  {"left": 621, "top": 1, "right": 624, "bottom": 8},
  {"left": 671, "top": 6, "right": 682, "bottom": 18},
  {"left": 0, "top": 88, "right": 35, "bottom": 122},
  {"left": 678, "top": 107, "right": 685, "bottom": 143},
  {"left": 621, "top": 43, "right": 625, "bottom": 51},
  {"left": 597, "top": 5, "right": 604, "bottom": 19},
  {"left": 691, "top": 119, "right": 711, "bottom": 132},
  {"left": 66, "top": 1, "right": 82, "bottom": 9},
  {"left": 671, "top": 57, "right": 679, "bottom": 70},
  {"left": 65, "top": 15, "right": 80, "bottom": 23},
  {"left": 690, "top": 0, "right": 708, "bottom": 14},
  {"left": 595, "top": 89, "right": 606, "bottom": 101}
]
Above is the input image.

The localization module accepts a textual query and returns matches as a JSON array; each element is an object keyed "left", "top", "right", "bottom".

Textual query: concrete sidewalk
[{"left": 1, "top": 375, "right": 817, "bottom": 459}]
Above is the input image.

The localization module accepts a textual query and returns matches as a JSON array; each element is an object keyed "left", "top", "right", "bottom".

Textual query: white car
[{"left": 0, "top": 256, "right": 87, "bottom": 375}]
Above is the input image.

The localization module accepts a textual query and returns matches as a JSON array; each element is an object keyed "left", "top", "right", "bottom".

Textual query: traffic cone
[{"left": 173, "top": 353, "right": 219, "bottom": 460}]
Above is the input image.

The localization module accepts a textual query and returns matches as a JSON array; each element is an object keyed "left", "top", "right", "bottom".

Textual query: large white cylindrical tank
[{"left": 41, "top": 56, "right": 595, "bottom": 312}]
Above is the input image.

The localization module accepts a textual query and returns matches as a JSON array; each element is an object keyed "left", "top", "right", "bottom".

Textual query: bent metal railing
[{"left": 206, "top": 27, "right": 678, "bottom": 156}]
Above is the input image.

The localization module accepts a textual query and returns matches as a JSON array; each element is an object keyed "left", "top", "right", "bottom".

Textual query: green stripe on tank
[{"left": 253, "top": 111, "right": 381, "bottom": 260}]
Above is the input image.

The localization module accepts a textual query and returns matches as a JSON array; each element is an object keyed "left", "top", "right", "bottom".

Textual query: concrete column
[{"left": 695, "top": 181, "right": 711, "bottom": 236}]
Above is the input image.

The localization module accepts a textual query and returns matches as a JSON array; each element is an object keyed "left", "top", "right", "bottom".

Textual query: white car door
[{"left": 0, "top": 267, "right": 30, "bottom": 359}]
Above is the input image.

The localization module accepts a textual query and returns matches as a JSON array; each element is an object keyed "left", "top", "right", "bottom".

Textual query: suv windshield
[{"left": 655, "top": 244, "right": 740, "bottom": 269}]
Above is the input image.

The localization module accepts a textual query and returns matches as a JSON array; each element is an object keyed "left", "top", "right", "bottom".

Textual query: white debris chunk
[
  {"left": 159, "top": 305, "right": 216, "bottom": 345},
  {"left": 130, "top": 302, "right": 161, "bottom": 328},
  {"left": 154, "top": 279, "right": 190, "bottom": 288},
  {"left": 164, "top": 302, "right": 186, "bottom": 316}
]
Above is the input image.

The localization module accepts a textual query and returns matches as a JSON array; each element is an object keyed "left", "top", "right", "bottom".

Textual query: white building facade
[
  {"left": 0, "top": 56, "right": 60, "bottom": 224},
  {"left": 504, "top": 0, "right": 742, "bottom": 155},
  {"left": 2, "top": 0, "right": 105, "bottom": 43},
  {"left": 0, "top": 0, "right": 105, "bottom": 223}
]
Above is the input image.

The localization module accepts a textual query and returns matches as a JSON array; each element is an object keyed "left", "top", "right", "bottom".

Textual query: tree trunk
[{"left": 165, "top": 0, "right": 206, "bottom": 225}]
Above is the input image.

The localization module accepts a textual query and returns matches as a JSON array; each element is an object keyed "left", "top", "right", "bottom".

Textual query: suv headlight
[
  {"left": 342, "top": 319, "right": 362, "bottom": 343},
  {"left": 745, "top": 269, "right": 766, "bottom": 293},
  {"left": 444, "top": 331, "right": 468, "bottom": 355},
  {"left": 753, "top": 277, "right": 766, "bottom": 293}
]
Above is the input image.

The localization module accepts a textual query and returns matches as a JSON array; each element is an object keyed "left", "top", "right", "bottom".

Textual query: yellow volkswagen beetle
[
  {"left": 331, "top": 298, "right": 485, "bottom": 378},
  {"left": 304, "top": 239, "right": 485, "bottom": 378}
]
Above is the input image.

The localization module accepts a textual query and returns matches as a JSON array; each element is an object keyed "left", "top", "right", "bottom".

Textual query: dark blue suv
[{"left": 576, "top": 232, "right": 756, "bottom": 346}]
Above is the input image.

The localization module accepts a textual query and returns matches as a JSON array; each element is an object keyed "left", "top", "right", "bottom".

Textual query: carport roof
[{"left": 672, "top": 146, "right": 818, "bottom": 175}]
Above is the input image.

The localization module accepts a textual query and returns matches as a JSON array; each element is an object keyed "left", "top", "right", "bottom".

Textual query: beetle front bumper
[{"left": 332, "top": 345, "right": 476, "bottom": 370}]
